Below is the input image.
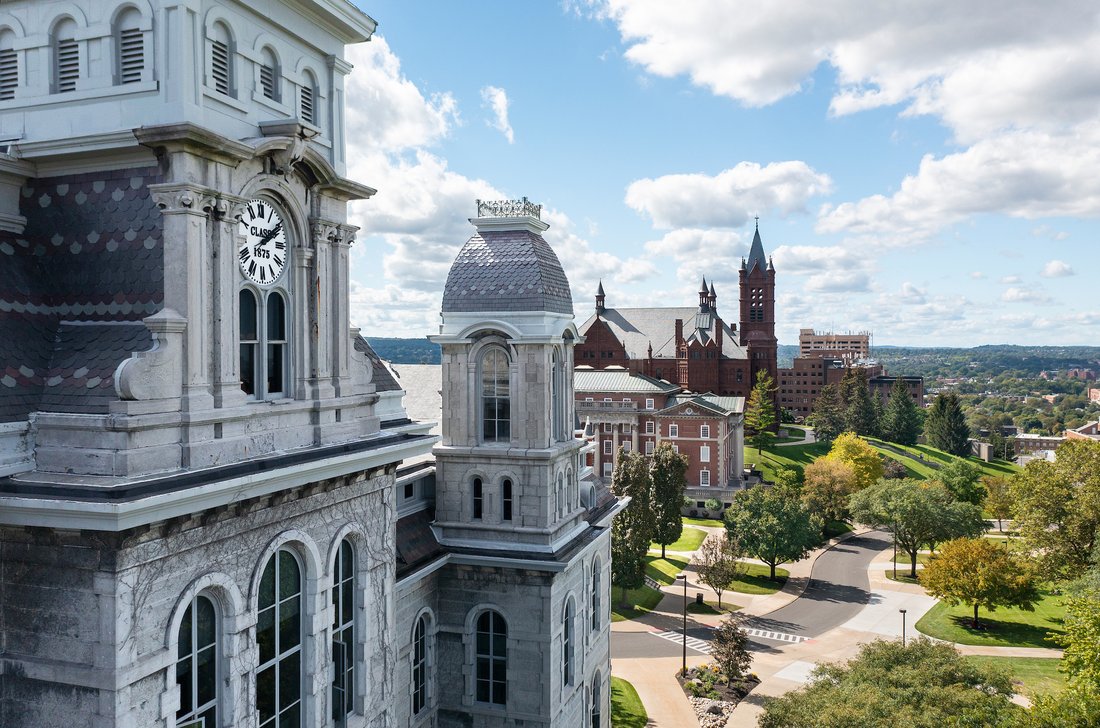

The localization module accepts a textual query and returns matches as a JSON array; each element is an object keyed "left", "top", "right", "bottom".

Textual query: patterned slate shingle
[
  {"left": 441, "top": 229, "right": 573, "bottom": 315},
  {"left": 353, "top": 335, "right": 402, "bottom": 392},
  {"left": 38, "top": 322, "right": 152, "bottom": 414}
]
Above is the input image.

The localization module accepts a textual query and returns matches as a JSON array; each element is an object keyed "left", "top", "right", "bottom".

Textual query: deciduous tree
[
  {"left": 920, "top": 537, "right": 1040, "bottom": 628},
  {"left": 745, "top": 370, "right": 777, "bottom": 455},
  {"left": 711, "top": 613, "right": 754, "bottom": 681},
  {"left": 937, "top": 458, "right": 986, "bottom": 505},
  {"left": 801, "top": 458, "right": 857, "bottom": 524},
  {"left": 610, "top": 449, "right": 653, "bottom": 606},
  {"left": 849, "top": 479, "right": 985, "bottom": 578},
  {"left": 881, "top": 376, "right": 922, "bottom": 446},
  {"left": 925, "top": 393, "right": 971, "bottom": 457},
  {"left": 725, "top": 484, "right": 822, "bottom": 580},
  {"left": 1056, "top": 559, "right": 1100, "bottom": 692},
  {"left": 650, "top": 442, "right": 689, "bottom": 558},
  {"left": 982, "top": 476, "right": 1014, "bottom": 532},
  {"left": 808, "top": 384, "right": 845, "bottom": 445},
  {"left": 695, "top": 532, "right": 744, "bottom": 610},
  {"left": 824, "top": 432, "right": 884, "bottom": 491}
]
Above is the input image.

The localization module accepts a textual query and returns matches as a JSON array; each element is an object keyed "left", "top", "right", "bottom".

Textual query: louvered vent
[
  {"left": 57, "top": 39, "right": 79, "bottom": 93},
  {"left": 300, "top": 85, "right": 315, "bottom": 125},
  {"left": 211, "top": 40, "right": 230, "bottom": 95},
  {"left": 119, "top": 28, "right": 144, "bottom": 84},
  {"left": 0, "top": 50, "right": 16, "bottom": 100},
  {"left": 260, "top": 64, "right": 275, "bottom": 100}
]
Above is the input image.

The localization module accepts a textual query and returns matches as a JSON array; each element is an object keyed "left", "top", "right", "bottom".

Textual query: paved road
[{"left": 611, "top": 530, "right": 893, "bottom": 659}]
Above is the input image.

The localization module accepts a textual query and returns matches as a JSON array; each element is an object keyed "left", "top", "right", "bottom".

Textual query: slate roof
[
  {"left": 395, "top": 508, "right": 444, "bottom": 579},
  {"left": 573, "top": 367, "right": 680, "bottom": 394},
  {"left": 578, "top": 307, "right": 747, "bottom": 360},
  {"left": 353, "top": 335, "right": 401, "bottom": 392},
  {"left": 745, "top": 227, "right": 767, "bottom": 273},
  {"left": 663, "top": 393, "right": 745, "bottom": 416},
  {"left": 441, "top": 229, "right": 573, "bottom": 315}
]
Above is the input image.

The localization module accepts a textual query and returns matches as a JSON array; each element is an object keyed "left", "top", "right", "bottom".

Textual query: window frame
[
  {"left": 256, "top": 548, "right": 303, "bottom": 728},
  {"left": 472, "top": 477, "right": 484, "bottom": 520},
  {"left": 238, "top": 197, "right": 292, "bottom": 401},
  {"left": 479, "top": 346, "right": 511, "bottom": 444},
  {"left": 331, "top": 540, "right": 355, "bottom": 724},
  {"left": 51, "top": 18, "right": 80, "bottom": 94},
  {"left": 668, "top": 424, "right": 678, "bottom": 438},
  {"left": 700, "top": 469, "right": 711, "bottom": 487},
  {"left": 412, "top": 613, "right": 431, "bottom": 715},
  {"left": 474, "top": 610, "right": 507, "bottom": 706},
  {"left": 208, "top": 21, "right": 235, "bottom": 98},
  {"left": 562, "top": 598, "right": 576, "bottom": 687},
  {"left": 501, "top": 478, "right": 513, "bottom": 522},
  {"left": 176, "top": 593, "right": 220, "bottom": 728},
  {"left": 700, "top": 424, "right": 711, "bottom": 439},
  {"left": 590, "top": 561, "right": 601, "bottom": 632}
]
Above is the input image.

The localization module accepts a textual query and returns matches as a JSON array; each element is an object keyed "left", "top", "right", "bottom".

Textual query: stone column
[
  {"left": 331, "top": 224, "right": 356, "bottom": 397},
  {"left": 211, "top": 194, "right": 249, "bottom": 409}
]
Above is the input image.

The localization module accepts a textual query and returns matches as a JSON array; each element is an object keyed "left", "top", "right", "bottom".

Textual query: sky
[{"left": 342, "top": 0, "right": 1100, "bottom": 347}]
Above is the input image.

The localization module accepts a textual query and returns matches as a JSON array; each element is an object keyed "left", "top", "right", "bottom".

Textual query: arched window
[
  {"left": 114, "top": 7, "right": 144, "bottom": 85},
  {"left": 300, "top": 69, "right": 317, "bottom": 125},
  {"left": 239, "top": 289, "right": 258, "bottom": 396},
  {"left": 0, "top": 30, "right": 18, "bottom": 100},
  {"left": 501, "top": 479, "right": 512, "bottom": 522},
  {"left": 238, "top": 196, "right": 291, "bottom": 400},
  {"left": 480, "top": 348, "right": 510, "bottom": 443},
  {"left": 257, "top": 549, "right": 302, "bottom": 728},
  {"left": 562, "top": 598, "right": 575, "bottom": 686},
  {"left": 259, "top": 46, "right": 280, "bottom": 101},
  {"left": 591, "top": 559, "right": 601, "bottom": 631},
  {"left": 52, "top": 18, "right": 79, "bottom": 93},
  {"left": 591, "top": 674, "right": 602, "bottom": 728},
  {"left": 266, "top": 291, "right": 286, "bottom": 396},
  {"left": 331, "top": 540, "right": 355, "bottom": 724},
  {"left": 209, "top": 21, "right": 234, "bottom": 97},
  {"left": 176, "top": 594, "right": 218, "bottom": 728},
  {"left": 472, "top": 477, "right": 483, "bottom": 520},
  {"left": 551, "top": 350, "right": 563, "bottom": 442},
  {"left": 412, "top": 614, "right": 429, "bottom": 715},
  {"left": 555, "top": 473, "right": 564, "bottom": 518},
  {"left": 475, "top": 611, "right": 506, "bottom": 705}
]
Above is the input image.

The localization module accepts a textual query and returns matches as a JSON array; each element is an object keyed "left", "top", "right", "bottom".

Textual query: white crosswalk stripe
[
  {"left": 652, "top": 630, "right": 712, "bottom": 654},
  {"left": 743, "top": 627, "right": 811, "bottom": 644}
]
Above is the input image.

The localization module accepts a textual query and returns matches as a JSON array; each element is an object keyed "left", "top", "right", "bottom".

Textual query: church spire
[
  {"left": 595, "top": 280, "right": 605, "bottom": 312},
  {"left": 746, "top": 221, "right": 767, "bottom": 273}
]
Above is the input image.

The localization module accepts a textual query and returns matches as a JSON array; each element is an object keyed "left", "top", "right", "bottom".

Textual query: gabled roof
[
  {"left": 663, "top": 393, "right": 745, "bottom": 416},
  {"left": 573, "top": 367, "right": 680, "bottom": 394},
  {"left": 578, "top": 307, "right": 747, "bottom": 360}
]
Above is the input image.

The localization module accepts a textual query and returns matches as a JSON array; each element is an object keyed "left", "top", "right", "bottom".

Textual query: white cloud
[
  {"left": 480, "top": 85, "right": 515, "bottom": 144},
  {"left": 1040, "top": 259, "right": 1074, "bottom": 278},
  {"left": 970, "top": 271, "right": 985, "bottom": 279},
  {"left": 899, "top": 282, "right": 927, "bottom": 305},
  {"left": 625, "top": 161, "right": 832, "bottom": 230},
  {"left": 999, "top": 275, "right": 1022, "bottom": 284},
  {"left": 1001, "top": 286, "right": 1051, "bottom": 304}
]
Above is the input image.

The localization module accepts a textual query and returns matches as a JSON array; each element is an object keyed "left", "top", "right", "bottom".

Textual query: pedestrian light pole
[
  {"left": 900, "top": 608, "right": 908, "bottom": 646},
  {"left": 892, "top": 521, "right": 898, "bottom": 580},
  {"left": 676, "top": 573, "right": 688, "bottom": 675}
]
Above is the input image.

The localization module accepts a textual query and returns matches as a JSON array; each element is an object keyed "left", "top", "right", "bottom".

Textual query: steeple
[
  {"left": 596, "top": 280, "right": 605, "bottom": 312},
  {"left": 699, "top": 276, "right": 709, "bottom": 308},
  {"left": 709, "top": 281, "right": 717, "bottom": 309},
  {"left": 746, "top": 219, "right": 767, "bottom": 273}
]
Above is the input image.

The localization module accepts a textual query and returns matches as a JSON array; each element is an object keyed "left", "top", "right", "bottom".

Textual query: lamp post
[
  {"left": 676, "top": 573, "right": 688, "bottom": 675},
  {"left": 900, "top": 608, "right": 908, "bottom": 646},
  {"left": 892, "top": 521, "right": 897, "bottom": 580}
]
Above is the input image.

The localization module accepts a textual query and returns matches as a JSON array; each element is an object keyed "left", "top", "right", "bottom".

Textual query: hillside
[{"left": 365, "top": 337, "right": 441, "bottom": 364}]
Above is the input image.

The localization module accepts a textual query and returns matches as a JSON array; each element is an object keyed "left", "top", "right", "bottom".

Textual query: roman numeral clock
[{"left": 239, "top": 200, "right": 288, "bottom": 285}]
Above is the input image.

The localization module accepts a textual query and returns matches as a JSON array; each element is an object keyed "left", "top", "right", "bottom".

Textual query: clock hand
[{"left": 258, "top": 222, "right": 283, "bottom": 246}]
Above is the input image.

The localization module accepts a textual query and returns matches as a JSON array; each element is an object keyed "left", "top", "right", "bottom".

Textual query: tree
[
  {"left": 745, "top": 370, "right": 777, "bottom": 454},
  {"left": 824, "top": 432, "right": 884, "bottom": 491},
  {"left": 808, "top": 384, "right": 845, "bottom": 445},
  {"left": 1056, "top": 559, "right": 1100, "bottom": 692},
  {"left": 982, "top": 476, "right": 1014, "bottom": 532},
  {"left": 695, "top": 532, "right": 744, "bottom": 609},
  {"left": 881, "top": 377, "right": 922, "bottom": 446},
  {"left": 610, "top": 449, "right": 653, "bottom": 606},
  {"left": 841, "top": 368, "right": 879, "bottom": 437},
  {"left": 801, "top": 458, "right": 857, "bottom": 524},
  {"left": 710, "top": 613, "right": 753, "bottom": 680},
  {"left": 759, "top": 638, "right": 1020, "bottom": 728},
  {"left": 1010, "top": 439, "right": 1100, "bottom": 581},
  {"left": 937, "top": 458, "right": 986, "bottom": 505},
  {"left": 925, "top": 393, "right": 971, "bottom": 457},
  {"left": 725, "top": 484, "right": 822, "bottom": 580},
  {"left": 849, "top": 479, "right": 986, "bottom": 578},
  {"left": 920, "top": 538, "right": 1040, "bottom": 628},
  {"left": 649, "top": 442, "right": 689, "bottom": 558}
]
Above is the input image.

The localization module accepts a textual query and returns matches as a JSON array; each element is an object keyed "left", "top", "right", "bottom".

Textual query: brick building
[{"left": 798, "top": 328, "right": 871, "bottom": 363}]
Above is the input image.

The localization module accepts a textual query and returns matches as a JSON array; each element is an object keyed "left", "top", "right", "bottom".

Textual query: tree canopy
[
  {"left": 696, "top": 532, "right": 744, "bottom": 609},
  {"left": 920, "top": 537, "right": 1040, "bottom": 628},
  {"left": 809, "top": 384, "right": 845, "bottom": 445},
  {"left": 937, "top": 458, "right": 986, "bottom": 505},
  {"left": 824, "top": 432, "right": 884, "bottom": 491},
  {"left": 881, "top": 376, "right": 922, "bottom": 446},
  {"left": 745, "top": 370, "right": 778, "bottom": 454},
  {"left": 925, "top": 393, "right": 971, "bottom": 457},
  {"left": 725, "top": 484, "right": 822, "bottom": 580},
  {"left": 649, "top": 442, "right": 689, "bottom": 558},
  {"left": 610, "top": 449, "right": 653, "bottom": 599},
  {"left": 849, "top": 479, "right": 986, "bottom": 577},
  {"left": 758, "top": 638, "right": 1020, "bottom": 728},
  {"left": 801, "top": 458, "right": 857, "bottom": 524},
  {"left": 841, "top": 368, "right": 879, "bottom": 437}
]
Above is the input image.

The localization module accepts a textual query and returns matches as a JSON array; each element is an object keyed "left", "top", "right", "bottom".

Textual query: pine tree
[
  {"left": 924, "top": 393, "right": 971, "bottom": 456},
  {"left": 842, "top": 368, "right": 878, "bottom": 437},
  {"left": 809, "top": 383, "right": 845, "bottom": 445},
  {"left": 650, "top": 442, "right": 689, "bottom": 558},
  {"left": 881, "top": 376, "right": 922, "bottom": 445},
  {"left": 610, "top": 449, "right": 654, "bottom": 606},
  {"left": 745, "top": 370, "right": 777, "bottom": 455}
]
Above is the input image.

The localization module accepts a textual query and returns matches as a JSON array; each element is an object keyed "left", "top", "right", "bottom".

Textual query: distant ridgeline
[
  {"left": 366, "top": 337, "right": 442, "bottom": 365},
  {"left": 777, "top": 344, "right": 798, "bottom": 368},
  {"left": 870, "top": 345, "right": 1100, "bottom": 379}
]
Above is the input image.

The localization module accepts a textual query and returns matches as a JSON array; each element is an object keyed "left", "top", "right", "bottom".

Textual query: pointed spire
[
  {"left": 597, "top": 280, "right": 605, "bottom": 296},
  {"left": 699, "top": 276, "right": 709, "bottom": 294},
  {"left": 709, "top": 282, "right": 716, "bottom": 296},
  {"left": 746, "top": 220, "right": 767, "bottom": 273},
  {"left": 595, "top": 279, "right": 606, "bottom": 312}
]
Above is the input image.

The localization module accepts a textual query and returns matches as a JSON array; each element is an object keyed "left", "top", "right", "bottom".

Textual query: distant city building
[
  {"left": 1068, "top": 368, "right": 1096, "bottom": 381},
  {"left": 798, "top": 328, "right": 871, "bottom": 363},
  {"left": 1015, "top": 433, "right": 1067, "bottom": 455},
  {"left": 1065, "top": 421, "right": 1100, "bottom": 443}
]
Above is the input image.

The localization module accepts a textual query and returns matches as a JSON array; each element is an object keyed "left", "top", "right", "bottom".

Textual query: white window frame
[
  {"left": 602, "top": 440, "right": 612, "bottom": 455},
  {"left": 700, "top": 469, "right": 711, "bottom": 486},
  {"left": 332, "top": 540, "right": 356, "bottom": 723},
  {"left": 175, "top": 593, "right": 220, "bottom": 728},
  {"left": 645, "top": 421, "right": 654, "bottom": 434},
  {"left": 700, "top": 424, "right": 711, "bottom": 438},
  {"left": 602, "top": 462, "right": 613, "bottom": 476},
  {"left": 645, "top": 441, "right": 654, "bottom": 455},
  {"left": 645, "top": 398, "right": 654, "bottom": 410},
  {"left": 479, "top": 347, "right": 511, "bottom": 444},
  {"left": 668, "top": 424, "right": 679, "bottom": 438},
  {"left": 256, "top": 549, "right": 303, "bottom": 728},
  {"left": 699, "top": 445, "right": 711, "bottom": 463}
]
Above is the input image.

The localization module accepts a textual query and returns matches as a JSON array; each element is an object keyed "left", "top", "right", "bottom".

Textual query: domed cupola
[{"left": 441, "top": 198, "right": 573, "bottom": 316}]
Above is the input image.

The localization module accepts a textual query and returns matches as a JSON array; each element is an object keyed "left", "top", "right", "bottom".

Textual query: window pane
[
  {"left": 267, "top": 343, "right": 284, "bottom": 395},
  {"left": 257, "top": 606, "right": 276, "bottom": 664},
  {"left": 278, "top": 702, "right": 300, "bottom": 728},
  {"left": 257, "top": 665, "right": 276, "bottom": 723},
  {"left": 196, "top": 645, "right": 216, "bottom": 706},
  {"left": 341, "top": 541, "right": 353, "bottom": 580},
  {"left": 177, "top": 656, "right": 193, "bottom": 715},
  {"left": 240, "top": 343, "right": 256, "bottom": 396},
  {"left": 239, "top": 290, "right": 257, "bottom": 340},
  {"left": 278, "top": 597, "right": 300, "bottom": 653},
  {"left": 178, "top": 603, "right": 193, "bottom": 658},
  {"left": 267, "top": 293, "right": 286, "bottom": 341},
  {"left": 279, "top": 651, "right": 300, "bottom": 710},
  {"left": 260, "top": 557, "right": 276, "bottom": 609},
  {"left": 278, "top": 551, "right": 300, "bottom": 599},
  {"left": 197, "top": 596, "right": 216, "bottom": 648}
]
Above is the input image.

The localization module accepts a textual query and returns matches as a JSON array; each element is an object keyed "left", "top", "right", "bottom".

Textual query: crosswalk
[
  {"left": 652, "top": 630, "right": 712, "bottom": 654},
  {"left": 650, "top": 626, "right": 812, "bottom": 653},
  {"left": 743, "top": 627, "right": 811, "bottom": 644}
]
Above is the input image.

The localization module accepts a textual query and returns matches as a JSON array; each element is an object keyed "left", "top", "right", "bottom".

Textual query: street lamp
[
  {"left": 900, "top": 608, "right": 908, "bottom": 646},
  {"left": 676, "top": 573, "right": 688, "bottom": 675}
]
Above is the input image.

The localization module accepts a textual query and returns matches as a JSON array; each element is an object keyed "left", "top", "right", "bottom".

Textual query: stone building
[{"left": 0, "top": 2, "right": 616, "bottom": 728}]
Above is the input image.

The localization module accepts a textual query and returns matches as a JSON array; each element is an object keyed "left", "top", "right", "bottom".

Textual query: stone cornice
[{"left": 135, "top": 123, "right": 253, "bottom": 165}]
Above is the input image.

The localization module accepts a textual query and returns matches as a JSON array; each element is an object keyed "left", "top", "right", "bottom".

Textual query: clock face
[{"left": 238, "top": 200, "right": 288, "bottom": 286}]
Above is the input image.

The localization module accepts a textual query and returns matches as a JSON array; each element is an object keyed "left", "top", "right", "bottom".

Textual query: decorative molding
[
  {"left": 476, "top": 197, "right": 541, "bottom": 219},
  {"left": 114, "top": 309, "right": 186, "bottom": 401}
]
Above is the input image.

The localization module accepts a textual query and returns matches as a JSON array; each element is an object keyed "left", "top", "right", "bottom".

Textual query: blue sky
[{"left": 343, "top": 1, "right": 1099, "bottom": 347}]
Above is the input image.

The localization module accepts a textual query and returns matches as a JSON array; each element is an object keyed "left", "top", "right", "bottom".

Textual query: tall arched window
[
  {"left": 480, "top": 348, "right": 510, "bottom": 443},
  {"left": 1, "top": 30, "right": 19, "bottom": 100},
  {"left": 239, "top": 289, "right": 258, "bottom": 396},
  {"left": 412, "top": 614, "right": 429, "bottom": 715},
  {"left": 551, "top": 350, "right": 564, "bottom": 442},
  {"left": 176, "top": 594, "right": 218, "bottom": 728},
  {"left": 209, "top": 21, "right": 234, "bottom": 97},
  {"left": 332, "top": 540, "right": 355, "bottom": 724},
  {"left": 257, "top": 549, "right": 302, "bottom": 728},
  {"left": 501, "top": 479, "right": 512, "bottom": 522},
  {"left": 591, "top": 674, "right": 602, "bottom": 728},
  {"left": 259, "top": 46, "right": 280, "bottom": 101},
  {"left": 591, "top": 558, "right": 601, "bottom": 631},
  {"left": 52, "top": 18, "right": 79, "bottom": 93},
  {"left": 300, "top": 69, "right": 317, "bottom": 125},
  {"left": 475, "top": 611, "right": 506, "bottom": 705},
  {"left": 472, "top": 477, "right": 483, "bottom": 520},
  {"left": 113, "top": 7, "right": 144, "bottom": 85},
  {"left": 562, "top": 598, "right": 575, "bottom": 686},
  {"left": 266, "top": 291, "right": 287, "bottom": 396}
]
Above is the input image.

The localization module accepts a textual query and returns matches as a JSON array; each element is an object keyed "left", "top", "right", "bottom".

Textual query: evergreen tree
[
  {"left": 925, "top": 393, "right": 971, "bottom": 456},
  {"left": 842, "top": 368, "right": 878, "bottom": 437},
  {"left": 881, "top": 376, "right": 922, "bottom": 445},
  {"left": 808, "top": 383, "right": 845, "bottom": 445},
  {"left": 610, "top": 449, "right": 653, "bottom": 606},
  {"left": 650, "top": 442, "right": 689, "bottom": 558},
  {"left": 745, "top": 370, "right": 777, "bottom": 455}
]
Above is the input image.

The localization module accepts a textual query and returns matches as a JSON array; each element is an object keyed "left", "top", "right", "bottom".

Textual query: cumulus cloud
[
  {"left": 480, "top": 85, "right": 515, "bottom": 144},
  {"left": 899, "top": 282, "right": 927, "bottom": 305},
  {"left": 999, "top": 275, "right": 1022, "bottom": 284},
  {"left": 1040, "top": 259, "right": 1074, "bottom": 278},
  {"left": 625, "top": 161, "right": 832, "bottom": 229},
  {"left": 970, "top": 271, "right": 985, "bottom": 279},
  {"left": 642, "top": 228, "right": 748, "bottom": 286},
  {"left": 1002, "top": 286, "right": 1051, "bottom": 304}
]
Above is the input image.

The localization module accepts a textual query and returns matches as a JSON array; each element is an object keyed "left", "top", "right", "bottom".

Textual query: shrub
[{"left": 705, "top": 498, "right": 723, "bottom": 512}]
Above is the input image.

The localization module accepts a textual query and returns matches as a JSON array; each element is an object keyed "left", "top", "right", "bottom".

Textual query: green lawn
[
  {"left": 611, "top": 585, "right": 664, "bottom": 622},
  {"left": 743, "top": 441, "right": 830, "bottom": 482},
  {"left": 729, "top": 562, "right": 789, "bottom": 594},
  {"left": 863, "top": 439, "right": 1022, "bottom": 482},
  {"left": 884, "top": 570, "right": 921, "bottom": 585},
  {"left": 683, "top": 516, "right": 724, "bottom": 528},
  {"left": 644, "top": 555, "right": 690, "bottom": 586},
  {"left": 610, "top": 676, "right": 648, "bottom": 728},
  {"left": 893, "top": 552, "right": 933, "bottom": 565},
  {"left": 965, "top": 656, "right": 1066, "bottom": 697},
  {"left": 864, "top": 438, "right": 940, "bottom": 479},
  {"left": 823, "top": 519, "right": 854, "bottom": 540},
  {"left": 915, "top": 589, "right": 1066, "bottom": 648},
  {"left": 651, "top": 526, "right": 707, "bottom": 553},
  {"left": 687, "top": 599, "right": 741, "bottom": 615}
]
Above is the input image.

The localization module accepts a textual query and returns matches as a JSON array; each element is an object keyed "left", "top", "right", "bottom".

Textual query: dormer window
[
  {"left": 259, "top": 47, "right": 280, "bottom": 101},
  {"left": 0, "top": 31, "right": 17, "bottom": 100},
  {"left": 52, "top": 19, "right": 79, "bottom": 93},
  {"left": 300, "top": 69, "right": 318, "bottom": 125},
  {"left": 114, "top": 8, "right": 144, "bottom": 85},
  {"left": 209, "top": 22, "right": 234, "bottom": 97}
]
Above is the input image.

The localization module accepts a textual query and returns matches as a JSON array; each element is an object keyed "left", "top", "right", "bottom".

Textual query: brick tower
[{"left": 739, "top": 221, "right": 778, "bottom": 394}]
